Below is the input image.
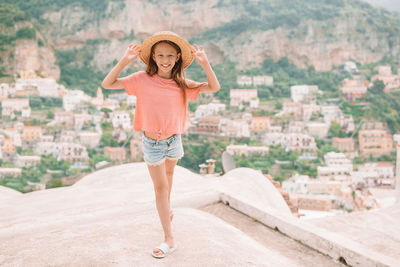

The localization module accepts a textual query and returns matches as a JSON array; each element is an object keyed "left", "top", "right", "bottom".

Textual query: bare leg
[
  {"left": 146, "top": 161, "right": 175, "bottom": 257},
  {"left": 165, "top": 158, "right": 179, "bottom": 221}
]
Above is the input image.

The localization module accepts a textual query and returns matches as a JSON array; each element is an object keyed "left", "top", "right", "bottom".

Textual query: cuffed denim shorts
[{"left": 142, "top": 133, "right": 184, "bottom": 166}]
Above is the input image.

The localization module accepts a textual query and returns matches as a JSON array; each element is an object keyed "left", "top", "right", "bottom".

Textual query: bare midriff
[{"left": 143, "top": 131, "right": 174, "bottom": 141}]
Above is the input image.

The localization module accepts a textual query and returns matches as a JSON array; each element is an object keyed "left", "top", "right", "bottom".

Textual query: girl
[{"left": 101, "top": 31, "right": 220, "bottom": 258}]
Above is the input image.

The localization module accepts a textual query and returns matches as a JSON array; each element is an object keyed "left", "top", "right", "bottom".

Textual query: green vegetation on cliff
[
  {"left": 2, "top": 0, "right": 124, "bottom": 19},
  {"left": 195, "top": 0, "right": 400, "bottom": 43}
]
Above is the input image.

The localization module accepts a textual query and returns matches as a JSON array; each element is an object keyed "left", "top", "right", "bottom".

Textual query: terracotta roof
[
  {"left": 252, "top": 116, "right": 270, "bottom": 120},
  {"left": 377, "top": 161, "right": 393, "bottom": 167},
  {"left": 104, "top": 146, "right": 125, "bottom": 152},
  {"left": 332, "top": 137, "right": 353, "bottom": 143},
  {"left": 23, "top": 126, "right": 42, "bottom": 129}
]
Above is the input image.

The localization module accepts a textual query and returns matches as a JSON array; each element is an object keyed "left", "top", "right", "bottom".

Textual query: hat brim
[{"left": 139, "top": 31, "right": 195, "bottom": 70}]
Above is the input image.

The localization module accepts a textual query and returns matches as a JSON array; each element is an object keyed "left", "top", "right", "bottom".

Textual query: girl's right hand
[{"left": 122, "top": 44, "right": 141, "bottom": 63}]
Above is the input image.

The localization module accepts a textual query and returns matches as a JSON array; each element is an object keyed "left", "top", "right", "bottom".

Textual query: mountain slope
[
  {"left": 362, "top": 0, "right": 400, "bottom": 13},
  {"left": 1, "top": 0, "right": 400, "bottom": 82}
]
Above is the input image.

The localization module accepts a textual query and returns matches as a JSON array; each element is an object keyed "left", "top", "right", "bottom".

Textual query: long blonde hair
[{"left": 146, "top": 40, "right": 191, "bottom": 119}]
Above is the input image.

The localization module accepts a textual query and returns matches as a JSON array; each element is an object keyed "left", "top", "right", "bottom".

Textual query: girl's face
[{"left": 152, "top": 42, "right": 181, "bottom": 78}]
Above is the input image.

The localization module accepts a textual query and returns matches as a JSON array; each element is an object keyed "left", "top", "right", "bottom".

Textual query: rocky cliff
[{"left": 2, "top": 0, "right": 400, "bottom": 80}]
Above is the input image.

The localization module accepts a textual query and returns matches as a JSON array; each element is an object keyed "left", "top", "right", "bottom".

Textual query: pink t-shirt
[{"left": 120, "top": 71, "right": 201, "bottom": 136}]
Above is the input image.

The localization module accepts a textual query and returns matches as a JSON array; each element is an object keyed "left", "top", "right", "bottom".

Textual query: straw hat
[{"left": 139, "top": 31, "right": 195, "bottom": 69}]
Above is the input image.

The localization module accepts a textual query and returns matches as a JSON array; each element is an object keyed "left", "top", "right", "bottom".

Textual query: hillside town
[{"left": 1, "top": 63, "right": 400, "bottom": 218}]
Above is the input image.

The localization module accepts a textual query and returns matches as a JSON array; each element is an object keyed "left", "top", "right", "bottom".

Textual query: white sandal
[{"left": 151, "top": 242, "right": 177, "bottom": 258}]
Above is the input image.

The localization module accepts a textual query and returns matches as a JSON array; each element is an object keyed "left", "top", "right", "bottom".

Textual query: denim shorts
[{"left": 141, "top": 133, "right": 184, "bottom": 166}]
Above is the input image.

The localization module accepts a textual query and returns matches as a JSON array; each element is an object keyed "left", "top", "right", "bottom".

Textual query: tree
[
  {"left": 47, "top": 111, "right": 54, "bottom": 119},
  {"left": 101, "top": 107, "right": 112, "bottom": 113},
  {"left": 274, "top": 101, "right": 282, "bottom": 110},
  {"left": 100, "top": 132, "right": 119, "bottom": 147},
  {"left": 369, "top": 80, "right": 385, "bottom": 95},
  {"left": 101, "top": 122, "right": 113, "bottom": 131},
  {"left": 328, "top": 121, "right": 346, "bottom": 138},
  {"left": 47, "top": 179, "right": 62, "bottom": 188}
]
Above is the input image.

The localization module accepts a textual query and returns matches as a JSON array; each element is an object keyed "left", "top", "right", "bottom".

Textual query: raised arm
[
  {"left": 191, "top": 44, "right": 221, "bottom": 93},
  {"left": 101, "top": 44, "right": 141, "bottom": 89}
]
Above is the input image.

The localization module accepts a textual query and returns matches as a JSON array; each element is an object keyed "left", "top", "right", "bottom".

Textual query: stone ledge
[{"left": 218, "top": 192, "right": 399, "bottom": 267}]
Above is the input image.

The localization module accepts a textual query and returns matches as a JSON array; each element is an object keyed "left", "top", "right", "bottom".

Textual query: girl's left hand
[{"left": 192, "top": 44, "right": 209, "bottom": 67}]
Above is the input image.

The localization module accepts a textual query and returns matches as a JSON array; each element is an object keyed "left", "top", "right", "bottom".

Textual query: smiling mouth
[{"left": 161, "top": 64, "right": 171, "bottom": 68}]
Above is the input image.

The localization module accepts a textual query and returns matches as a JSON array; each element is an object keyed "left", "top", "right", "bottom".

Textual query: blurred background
[{"left": 0, "top": 0, "right": 399, "bottom": 213}]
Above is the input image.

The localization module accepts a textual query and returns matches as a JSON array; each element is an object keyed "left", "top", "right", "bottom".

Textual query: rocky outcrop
[
  {"left": 3, "top": 0, "right": 400, "bottom": 77},
  {"left": 0, "top": 20, "right": 60, "bottom": 80},
  {"left": 217, "top": 18, "right": 394, "bottom": 71},
  {"left": 13, "top": 39, "right": 60, "bottom": 79}
]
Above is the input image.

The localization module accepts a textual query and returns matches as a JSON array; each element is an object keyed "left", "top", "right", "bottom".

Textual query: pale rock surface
[
  {"left": 0, "top": 163, "right": 296, "bottom": 266},
  {"left": 1, "top": 162, "right": 399, "bottom": 266}
]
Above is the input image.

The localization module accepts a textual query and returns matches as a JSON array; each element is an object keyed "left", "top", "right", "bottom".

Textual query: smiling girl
[{"left": 101, "top": 31, "right": 220, "bottom": 258}]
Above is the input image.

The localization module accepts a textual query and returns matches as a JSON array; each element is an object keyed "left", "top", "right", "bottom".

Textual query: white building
[
  {"left": 1, "top": 98, "right": 30, "bottom": 116},
  {"left": 282, "top": 174, "right": 310, "bottom": 195},
  {"left": 126, "top": 95, "right": 137, "bottom": 106},
  {"left": 318, "top": 166, "right": 352, "bottom": 180},
  {"left": 279, "top": 102, "right": 302, "bottom": 117},
  {"left": 2, "top": 128, "right": 22, "bottom": 147},
  {"left": 220, "top": 118, "right": 250, "bottom": 138},
  {"left": 343, "top": 61, "right": 358, "bottom": 74},
  {"left": 195, "top": 100, "right": 226, "bottom": 119},
  {"left": 57, "top": 143, "right": 89, "bottom": 163},
  {"left": 78, "top": 132, "right": 101, "bottom": 148},
  {"left": 54, "top": 111, "right": 74, "bottom": 127},
  {"left": 358, "top": 162, "right": 394, "bottom": 179},
  {"left": 306, "top": 122, "right": 329, "bottom": 139},
  {"left": 393, "top": 134, "right": 400, "bottom": 144},
  {"left": 253, "top": 76, "right": 274, "bottom": 86},
  {"left": 40, "top": 135, "right": 54, "bottom": 142},
  {"left": 242, "top": 112, "right": 253, "bottom": 124},
  {"left": 226, "top": 144, "right": 269, "bottom": 156},
  {"left": 15, "top": 77, "right": 61, "bottom": 97},
  {"left": 264, "top": 132, "right": 288, "bottom": 147},
  {"left": 268, "top": 125, "right": 282, "bottom": 133},
  {"left": 35, "top": 142, "right": 62, "bottom": 156},
  {"left": 264, "top": 133, "right": 317, "bottom": 154},
  {"left": 230, "top": 89, "right": 259, "bottom": 108},
  {"left": 283, "top": 174, "right": 343, "bottom": 196},
  {"left": 59, "top": 131, "right": 76, "bottom": 143},
  {"left": 321, "top": 105, "right": 343, "bottom": 124},
  {"left": 302, "top": 103, "right": 321, "bottom": 121},
  {"left": 351, "top": 170, "right": 380, "bottom": 187},
  {"left": 237, "top": 75, "right": 273, "bottom": 86},
  {"left": 15, "top": 155, "right": 41, "bottom": 167},
  {"left": 111, "top": 111, "right": 132, "bottom": 130},
  {"left": 108, "top": 93, "right": 127, "bottom": 101},
  {"left": 0, "top": 83, "right": 15, "bottom": 97},
  {"left": 324, "top": 152, "right": 353, "bottom": 166},
  {"left": 237, "top": 75, "right": 252, "bottom": 86},
  {"left": 90, "top": 87, "right": 120, "bottom": 111},
  {"left": 286, "top": 121, "right": 305, "bottom": 134},
  {"left": 0, "top": 168, "right": 21, "bottom": 177},
  {"left": 290, "top": 85, "right": 319, "bottom": 103},
  {"left": 286, "top": 133, "right": 318, "bottom": 154},
  {"left": 63, "top": 90, "right": 90, "bottom": 111},
  {"left": 74, "top": 113, "right": 92, "bottom": 130},
  {"left": 317, "top": 152, "right": 353, "bottom": 180},
  {"left": 21, "top": 107, "right": 31, "bottom": 118}
]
